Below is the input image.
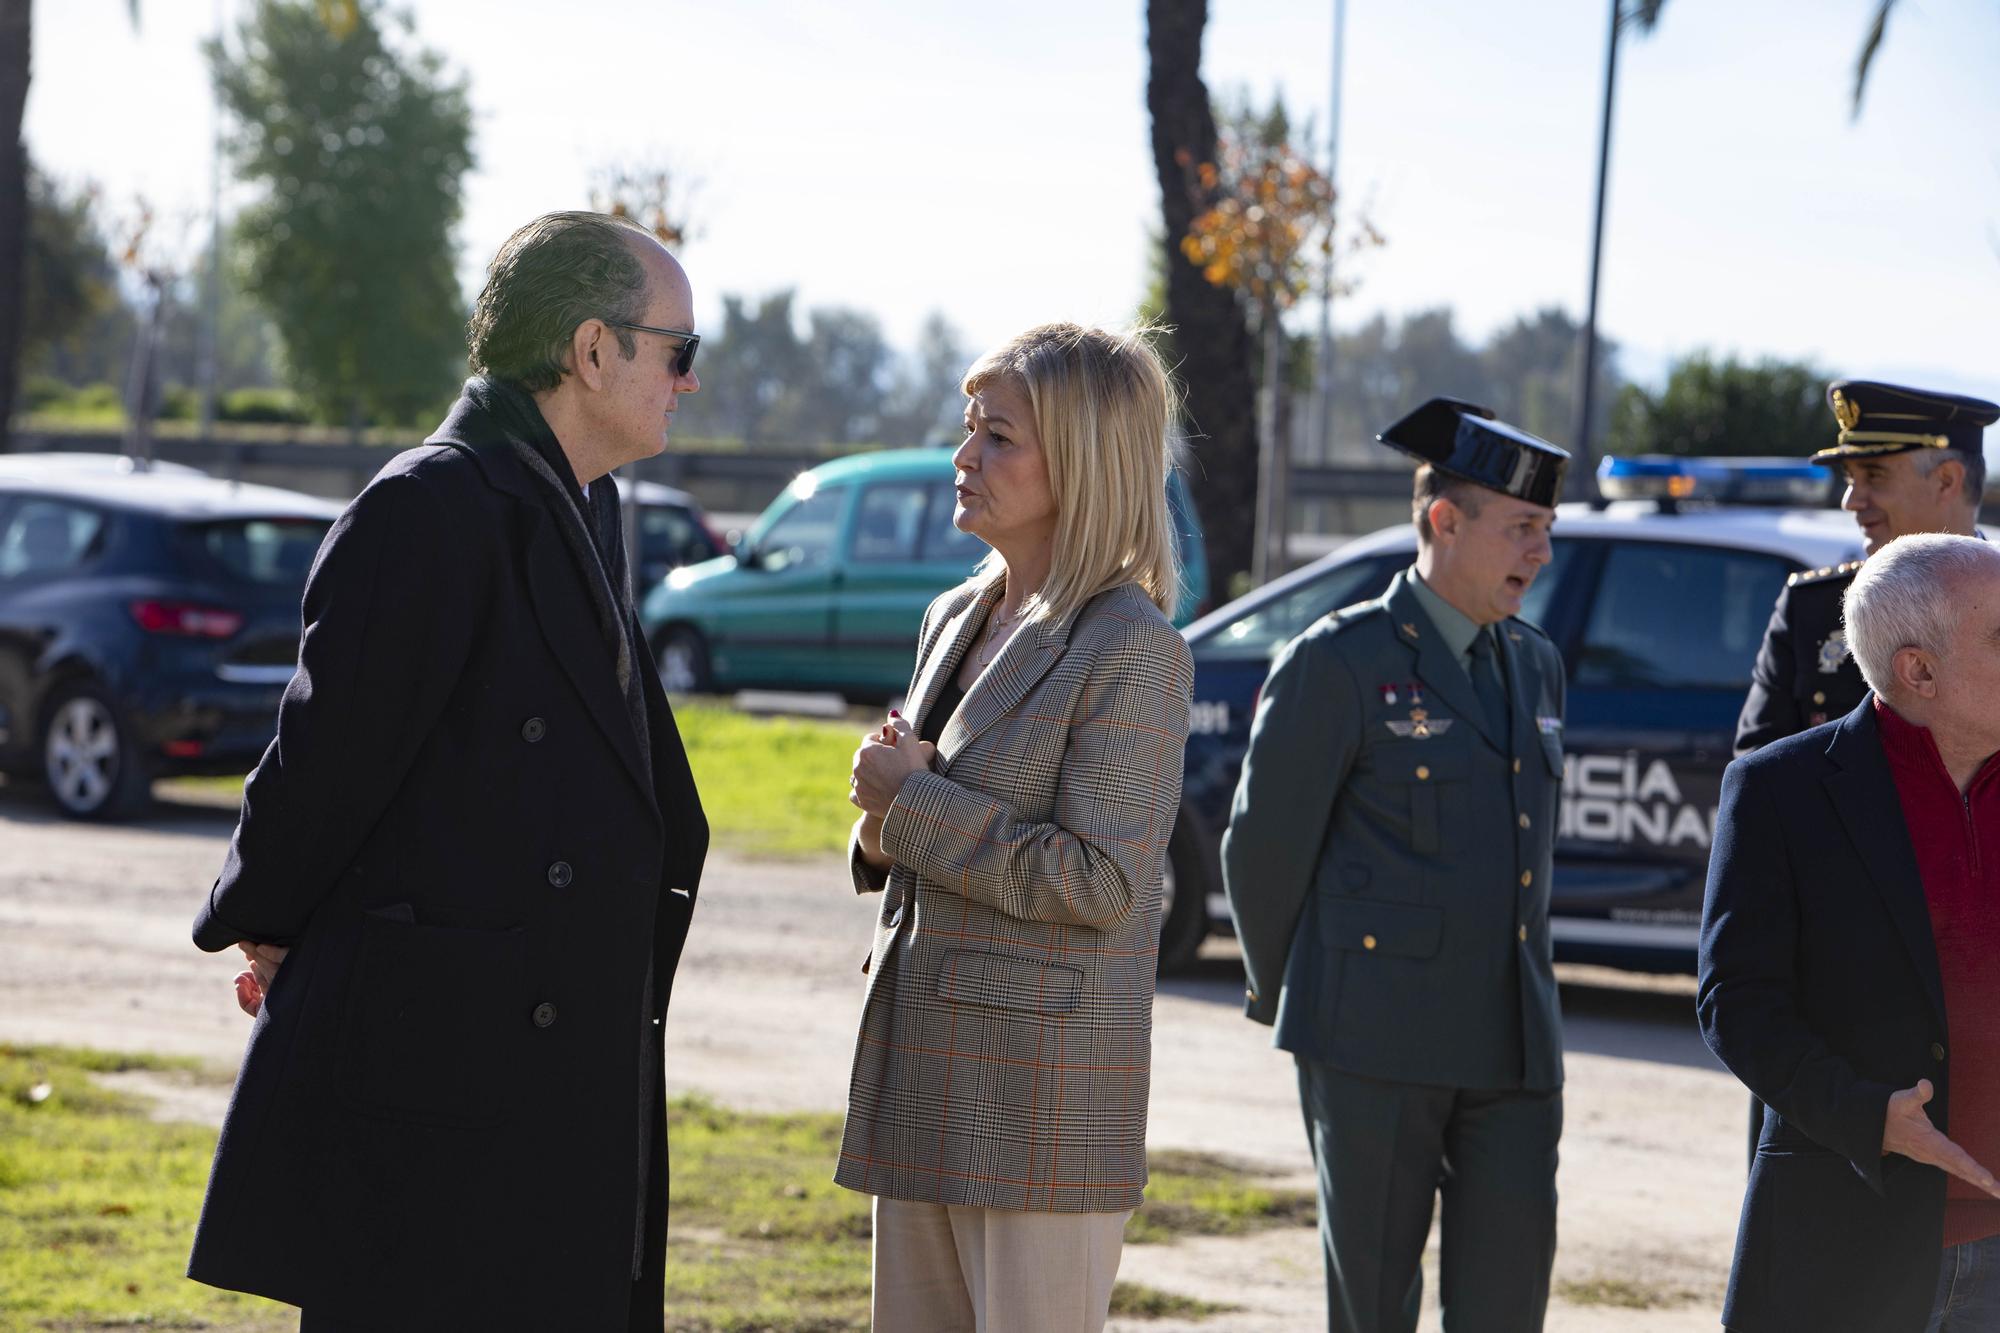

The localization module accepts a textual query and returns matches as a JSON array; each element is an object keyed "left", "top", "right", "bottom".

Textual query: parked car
[
  {"left": 616, "top": 476, "right": 727, "bottom": 588},
  {"left": 0, "top": 451, "right": 210, "bottom": 479},
  {"left": 1158, "top": 456, "right": 1860, "bottom": 973},
  {"left": 638, "top": 447, "right": 1209, "bottom": 698},
  {"left": 0, "top": 467, "right": 340, "bottom": 819}
]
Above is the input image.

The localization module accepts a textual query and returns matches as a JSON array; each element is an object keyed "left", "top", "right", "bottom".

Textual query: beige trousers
[{"left": 870, "top": 1196, "right": 1133, "bottom": 1333}]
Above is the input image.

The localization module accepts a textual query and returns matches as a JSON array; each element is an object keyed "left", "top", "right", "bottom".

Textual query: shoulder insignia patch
[{"left": 1786, "top": 559, "right": 1864, "bottom": 589}]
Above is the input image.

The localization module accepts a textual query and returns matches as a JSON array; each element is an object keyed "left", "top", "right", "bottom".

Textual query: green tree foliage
[
  {"left": 1317, "top": 307, "right": 1618, "bottom": 455},
  {"left": 208, "top": 0, "right": 472, "bottom": 426},
  {"left": 21, "top": 164, "right": 117, "bottom": 371},
  {"left": 1607, "top": 352, "right": 1827, "bottom": 458},
  {"left": 676, "top": 291, "right": 962, "bottom": 450}
]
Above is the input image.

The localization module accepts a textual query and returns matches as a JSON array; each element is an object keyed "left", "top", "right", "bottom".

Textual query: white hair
[{"left": 1842, "top": 534, "right": 2000, "bottom": 697}]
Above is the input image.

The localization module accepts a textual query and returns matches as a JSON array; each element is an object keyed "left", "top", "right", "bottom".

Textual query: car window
[
  {"left": 1576, "top": 540, "right": 1794, "bottom": 690},
  {"left": 920, "top": 481, "right": 986, "bottom": 565},
  {"left": 850, "top": 483, "right": 929, "bottom": 563},
  {"left": 638, "top": 503, "right": 706, "bottom": 567},
  {"left": 754, "top": 485, "right": 846, "bottom": 573},
  {"left": 188, "top": 518, "right": 331, "bottom": 585},
  {"left": 0, "top": 498, "right": 105, "bottom": 578},
  {"left": 1196, "top": 552, "right": 1407, "bottom": 661}
]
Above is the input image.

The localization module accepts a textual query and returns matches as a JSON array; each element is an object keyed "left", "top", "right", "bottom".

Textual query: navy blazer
[
  {"left": 186, "top": 429, "right": 706, "bottom": 1330},
  {"left": 1698, "top": 698, "right": 1947, "bottom": 1333}
]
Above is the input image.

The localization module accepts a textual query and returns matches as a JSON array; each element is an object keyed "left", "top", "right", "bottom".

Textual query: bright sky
[{"left": 24, "top": 0, "right": 2000, "bottom": 401}]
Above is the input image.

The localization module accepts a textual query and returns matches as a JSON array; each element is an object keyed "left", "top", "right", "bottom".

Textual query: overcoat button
[
  {"left": 521, "top": 717, "right": 546, "bottom": 742},
  {"left": 1518, "top": 924, "right": 1528, "bottom": 942},
  {"left": 1811, "top": 692, "right": 1826, "bottom": 706},
  {"left": 1415, "top": 765, "right": 1431, "bottom": 781},
  {"left": 1933, "top": 1042, "right": 1946, "bottom": 1062},
  {"left": 1513, "top": 758, "right": 1522, "bottom": 774},
  {"left": 1362, "top": 934, "right": 1378, "bottom": 950},
  {"left": 547, "top": 861, "right": 573, "bottom": 888},
  {"left": 532, "top": 1002, "right": 557, "bottom": 1028},
  {"left": 1519, "top": 813, "right": 1531, "bottom": 829},
  {"left": 1520, "top": 870, "right": 1533, "bottom": 887}
]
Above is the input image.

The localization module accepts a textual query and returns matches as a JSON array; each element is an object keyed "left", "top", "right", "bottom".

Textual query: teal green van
[{"left": 639, "top": 447, "right": 1208, "bottom": 699}]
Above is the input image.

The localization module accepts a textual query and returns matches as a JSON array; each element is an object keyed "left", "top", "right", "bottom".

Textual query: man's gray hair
[{"left": 1842, "top": 534, "right": 2000, "bottom": 696}]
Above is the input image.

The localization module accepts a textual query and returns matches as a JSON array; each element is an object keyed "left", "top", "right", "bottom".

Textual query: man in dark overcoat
[
  {"left": 1225, "top": 398, "right": 1570, "bottom": 1332},
  {"left": 1732, "top": 381, "right": 1994, "bottom": 1161},
  {"left": 185, "top": 211, "right": 709, "bottom": 1330},
  {"left": 1700, "top": 534, "right": 2000, "bottom": 1332}
]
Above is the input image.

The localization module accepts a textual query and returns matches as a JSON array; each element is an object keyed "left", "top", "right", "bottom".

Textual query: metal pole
[
  {"left": 1311, "top": 0, "right": 1346, "bottom": 463},
  {"left": 1569, "top": 0, "right": 1620, "bottom": 504},
  {"left": 197, "top": 0, "right": 224, "bottom": 439},
  {"left": 1252, "top": 303, "right": 1281, "bottom": 587}
]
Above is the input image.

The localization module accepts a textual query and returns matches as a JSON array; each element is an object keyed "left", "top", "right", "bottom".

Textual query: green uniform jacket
[{"left": 1222, "top": 569, "right": 1567, "bottom": 1093}]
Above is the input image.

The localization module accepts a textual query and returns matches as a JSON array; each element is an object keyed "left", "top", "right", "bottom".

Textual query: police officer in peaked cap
[
  {"left": 1731, "top": 379, "right": 1995, "bottom": 1166},
  {"left": 1737, "top": 381, "right": 1995, "bottom": 754},
  {"left": 1225, "top": 398, "right": 1570, "bottom": 1331}
]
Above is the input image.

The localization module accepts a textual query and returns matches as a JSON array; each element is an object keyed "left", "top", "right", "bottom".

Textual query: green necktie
[{"left": 1470, "top": 628, "right": 1511, "bottom": 737}]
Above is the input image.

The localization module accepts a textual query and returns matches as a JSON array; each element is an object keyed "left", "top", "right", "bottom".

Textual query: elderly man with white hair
[{"left": 1699, "top": 532, "right": 2000, "bottom": 1333}]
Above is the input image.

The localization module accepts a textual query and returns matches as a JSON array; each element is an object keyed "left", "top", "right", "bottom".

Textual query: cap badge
[{"left": 1832, "top": 389, "right": 1862, "bottom": 432}]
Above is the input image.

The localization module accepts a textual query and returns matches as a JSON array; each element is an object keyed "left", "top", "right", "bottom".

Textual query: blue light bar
[{"left": 1598, "top": 455, "right": 1832, "bottom": 505}]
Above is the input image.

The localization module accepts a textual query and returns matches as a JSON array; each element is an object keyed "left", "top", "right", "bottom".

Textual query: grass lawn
[
  {"left": 4, "top": 1047, "right": 1307, "bottom": 1331},
  {"left": 162, "top": 697, "right": 866, "bottom": 861},
  {"left": 670, "top": 698, "right": 865, "bottom": 858}
]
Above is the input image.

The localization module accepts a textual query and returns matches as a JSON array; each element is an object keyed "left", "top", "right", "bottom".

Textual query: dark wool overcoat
[
  {"left": 186, "top": 413, "right": 706, "bottom": 1330},
  {"left": 1698, "top": 701, "right": 1948, "bottom": 1333}
]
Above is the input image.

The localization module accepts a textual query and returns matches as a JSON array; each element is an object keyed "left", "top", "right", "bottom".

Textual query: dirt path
[{"left": 0, "top": 784, "right": 1745, "bottom": 1330}]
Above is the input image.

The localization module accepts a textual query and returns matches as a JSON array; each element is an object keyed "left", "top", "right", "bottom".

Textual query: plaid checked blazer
[{"left": 834, "top": 573, "right": 1194, "bottom": 1213}]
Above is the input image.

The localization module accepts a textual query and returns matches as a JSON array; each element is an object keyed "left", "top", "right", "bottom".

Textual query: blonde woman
[{"left": 843, "top": 322, "right": 1195, "bottom": 1333}]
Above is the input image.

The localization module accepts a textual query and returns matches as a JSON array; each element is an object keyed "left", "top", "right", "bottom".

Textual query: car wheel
[
  {"left": 654, "top": 625, "right": 714, "bottom": 694},
  {"left": 42, "top": 681, "right": 150, "bottom": 820},
  {"left": 1156, "top": 823, "right": 1208, "bottom": 975}
]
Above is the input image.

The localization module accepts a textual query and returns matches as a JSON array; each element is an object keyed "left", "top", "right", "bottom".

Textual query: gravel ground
[{"left": 0, "top": 780, "right": 1744, "bottom": 1331}]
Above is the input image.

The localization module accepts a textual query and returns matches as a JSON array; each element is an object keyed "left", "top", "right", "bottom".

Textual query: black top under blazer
[
  {"left": 186, "top": 430, "right": 707, "bottom": 1330},
  {"left": 1698, "top": 700, "right": 1948, "bottom": 1333}
]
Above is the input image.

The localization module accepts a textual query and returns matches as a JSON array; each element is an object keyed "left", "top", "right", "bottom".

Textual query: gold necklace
[{"left": 975, "top": 601, "right": 1030, "bottom": 667}]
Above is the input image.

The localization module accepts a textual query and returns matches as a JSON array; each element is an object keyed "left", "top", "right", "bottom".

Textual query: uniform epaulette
[
  {"left": 1786, "top": 559, "right": 1864, "bottom": 589},
  {"left": 1504, "top": 615, "right": 1553, "bottom": 643}
]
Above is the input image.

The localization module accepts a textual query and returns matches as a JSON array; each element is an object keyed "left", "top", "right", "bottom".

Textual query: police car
[{"left": 1158, "top": 456, "right": 1865, "bottom": 974}]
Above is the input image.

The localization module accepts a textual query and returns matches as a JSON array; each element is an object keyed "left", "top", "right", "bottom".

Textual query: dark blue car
[
  {"left": 0, "top": 459, "right": 338, "bottom": 818},
  {"left": 1157, "top": 459, "right": 1863, "bottom": 974}
]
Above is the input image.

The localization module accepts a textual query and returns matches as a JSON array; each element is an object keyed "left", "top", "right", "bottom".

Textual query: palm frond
[{"left": 1852, "top": 0, "right": 1896, "bottom": 118}]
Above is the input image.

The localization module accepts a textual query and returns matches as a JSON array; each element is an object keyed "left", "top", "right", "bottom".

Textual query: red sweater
[{"left": 1876, "top": 699, "right": 2000, "bottom": 1248}]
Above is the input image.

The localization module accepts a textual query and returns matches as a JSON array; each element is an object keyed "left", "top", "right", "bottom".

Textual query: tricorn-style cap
[
  {"left": 1813, "top": 380, "right": 1998, "bottom": 465},
  {"left": 1377, "top": 397, "right": 1569, "bottom": 508}
]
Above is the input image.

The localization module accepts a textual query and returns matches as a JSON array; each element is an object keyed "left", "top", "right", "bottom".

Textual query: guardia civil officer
[
  {"left": 1224, "top": 398, "right": 1569, "bottom": 1333},
  {"left": 1731, "top": 380, "right": 1994, "bottom": 1167},
  {"left": 1736, "top": 380, "right": 1994, "bottom": 755}
]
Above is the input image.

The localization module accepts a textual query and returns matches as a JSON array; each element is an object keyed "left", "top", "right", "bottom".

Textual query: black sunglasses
[{"left": 605, "top": 320, "right": 700, "bottom": 377}]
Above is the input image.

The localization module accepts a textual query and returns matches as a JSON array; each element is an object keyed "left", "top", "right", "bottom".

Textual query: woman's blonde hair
[{"left": 960, "top": 322, "right": 1182, "bottom": 624}]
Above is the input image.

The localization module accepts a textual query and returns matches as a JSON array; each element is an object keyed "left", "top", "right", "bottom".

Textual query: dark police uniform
[
  {"left": 1737, "top": 379, "right": 1998, "bottom": 757},
  {"left": 1225, "top": 398, "right": 1569, "bottom": 1333},
  {"left": 1732, "top": 378, "right": 1998, "bottom": 1165}
]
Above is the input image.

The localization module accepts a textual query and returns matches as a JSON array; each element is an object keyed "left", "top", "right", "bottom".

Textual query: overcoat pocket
[
  {"left": 338, "top": 905, "right": 526, "bottom": 1128},
  {"left": 936, "top": 949, "right": 1084, "bottom": 1014}
]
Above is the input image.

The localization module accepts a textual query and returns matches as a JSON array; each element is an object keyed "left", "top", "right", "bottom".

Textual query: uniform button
[
  {"left": 1518, "top": 924, "right": 1528, "bottom": 942},
  {"left": 1245, "top": 988, "right": 1258, "bottom": 1003},
  {"left": 1812, "top": 692, "right": 1826, "bottom": 706},
  {"left": 1415, "top": 765, "right": 1431, "bottom": 781},
  {"left": 1513, "top": 758, "right": 1522, "bottom": 774},
  {"left": 547, "top": 860, "right": 573, "bottom": 888},
  {"left": 521, "top": 717, "right": 546, "bottom": 742},
  {"left": 1518, "top": 813, "right": 1531, "bottom": 829},
  {"left": 1520, "top": 870, "right": 1533, "bottom": 887},
  {"left": 532, "top": 1002, "right": 557, "bottom": 1028},
  {"left": 1933, "top": 1041, "right": 1946, "bottom": 1062},
  {"left": 1362, "top": 934, "right": 1378, "bottom": 950}
]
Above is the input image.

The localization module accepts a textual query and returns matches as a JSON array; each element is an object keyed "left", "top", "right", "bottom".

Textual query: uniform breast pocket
[
  {"left": 338, "top": 906, "right": 527, "bottom": 1129},
  {"left": 1369, "top": 737, "right": 1471, "bottom": 856}
]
